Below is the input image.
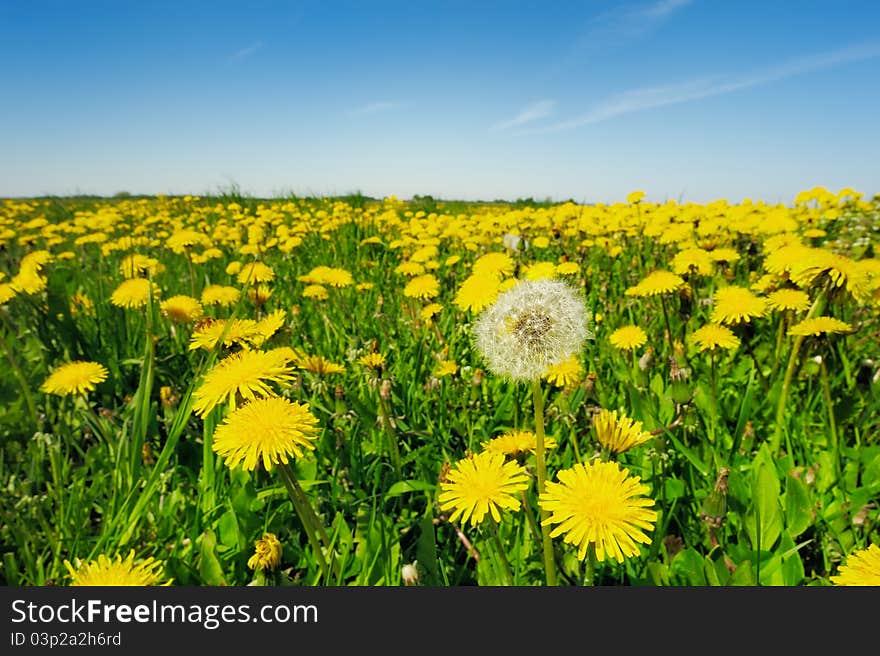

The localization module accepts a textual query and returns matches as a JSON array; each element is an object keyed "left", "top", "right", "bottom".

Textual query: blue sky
[{"left": 2, "top": 0, "right": 879, "bottom": 203}]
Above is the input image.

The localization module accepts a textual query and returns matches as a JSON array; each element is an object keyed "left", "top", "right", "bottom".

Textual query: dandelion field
[{"left": 1, "top": 188, "right": 878, "bottom": 587}]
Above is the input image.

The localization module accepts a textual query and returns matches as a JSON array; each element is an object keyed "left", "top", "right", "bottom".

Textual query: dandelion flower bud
[{"left": 473, "top": 279, "right": 592, "bottom": 382}]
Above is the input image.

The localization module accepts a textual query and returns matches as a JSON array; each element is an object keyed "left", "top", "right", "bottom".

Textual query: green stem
[
  {"left": 276, "top": 462, "right": 333, "bottom": 580},
  {"left": 819, "top": 357, "right": 839, "bottom": 477},
  {"left": 709, "top": 350, "right": 717, "bottom": 445},
  {"left": 659, "top": 295, "right": 676, "bottom": 357},
  {"left": 489, "top": 517, "right": 514, "bottom": 586},
  {"left": 532, "top": 378, "right": 557, "bottom": 586},
  {"left": 769, "top": 310, "right": 788, "bottom": 381},
  {"left": 186, "top": 249, "right": 197, "bottom": 298},
  {"left": 770, "top": 293, "right": 826, "bottom": 453},
  {"left": 583, "top": 543, "right": 597, "bottom": 586}
]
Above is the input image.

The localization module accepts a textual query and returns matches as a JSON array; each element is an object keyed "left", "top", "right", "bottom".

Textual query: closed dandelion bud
[
  {"left": 700, "top": 468, "right": 730, "bottom": 528},
  {"left": 380, "top": 378, "right": 392, "bottom": 401},
  {"left": 583, "top": 371, "right": 596, "bottom": 395},
  {"left": 638, "top": 346, "right": 654, "bottom": 371},
  {"left": 334, "top": 384, "right": 347, "bottom": 415},
  {"left": 471, "top": 368, "right": 484, "bottom": 387},
  {"left": 669, "top": 357, "right": 692, "bottom": 404},
  {"left": 401, "top": 562, "right": 419, "bottom": 585}
]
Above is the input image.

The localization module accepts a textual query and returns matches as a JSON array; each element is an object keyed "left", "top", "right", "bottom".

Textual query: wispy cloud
[
  {"left": 533, "top": 42, "right": 880, "bottom": 133},
  {"left": 491, "top": 100, "right": 556, "bottom": 132},
  {"left": 349, "top": 101, "right": 402, "bottom": 116},
  {"left": 572, "top": 0, "right": 693, "bottom": 51},
  {"left": 229, "top": 41, "right": 263, "bottom": 61}
]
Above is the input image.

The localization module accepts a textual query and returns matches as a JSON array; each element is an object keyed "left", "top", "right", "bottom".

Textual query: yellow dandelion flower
[
  {"left": 831, "top": 544, "right": 880, "bottom": 586},
  {"left": 555, "top": 261, "right": 580, "bottom": 276},
  {"left": 10, "top": 267, "right": 46, "bottom": 295},
  {"left": 438, "top": 451, "right": 530, "bottom": 527},
  {"left": 593, "top": 409, "right": 653, "bottom": 454},
  {"left": 166, "top": 229, "right": 210, "bottom": 253},
  {"left": 110, "top": 278, "right": 159, "bottom": 309},
  {"left": 472, "top": 252, "right": 515, "bottom": 278},
  {"left": 297, "top": 354, "right": 345, "bottom": 375},
  {"left": 625, "top": 270, "right": 684, "bottom": 297},
  {"left": 193, "top": 349, "right": 296, "bottom": 417},
  {"left": 248, "top": 533, "right": 283, "bottom": 571},
  {"left": 420, "top": 302, "right": 443, "bottom": 322},
  {"left": 539, "top": 460, "right": 657, "bottom": 563},
  {"left": 765, "top": 288, "right": 812, "bottom": 313},
  {"left": 543, "top": 354, "right": 583, "bottom": 387},
  {"left": 302, "top": 284, "right": 329, "bottom": 300},
  {"left": 65, "top": 550, "right": 170, "bottom": 586},
  {"left": 626, "top": 190, "right": 646, "bottom": 204},
  {"left": 445, "top": 255, "right": 462, "bottom": 266},
  {"left": 321, "top": 267, "right": 354, "bottom": 288},
  {"left": 237, "top": 261, "right": 275, "bottom": 285},
  {"left": 707, "top": 247, "right": 740, "bottom": 263},
  {"left": 41, "top": 361, "right": 109, "bottom": 396},
  {"left": 454, "top": 272, "right": 501, "bottom": 313},
  {"left": 0, "top": 283, "right": 16, "bottom": 305},
  {"left": 498, "top": 277, "right": 519, "bottom": 293},
  {"left": 119, "top": 253, "right": 161, "bottom": 279},
  {"left": 787, "top": 316, "right": 853, "bottom": 337},
  {"left": 609, "top": 325, "right": 648, "bottom": 351},
  {"left": 481, "top": 430, "right": 558, "bottom": 457},
  {"left": 688, "top": 324, "right": 741, "bottom": 352},
  {"left": 355, "top": 282, "right": 374, "bottom": 291},
  {"left": 403, "top": 274, "right": 440, "bottom": 300},
  {"left": 434, "top": 359, "right": 459, "bottom": 377},
  {"left": 394, "top": 261, "right": 426, "bottom": 276},
  {"left": 672, "top": 248, "right": 714, "bottom": 276},
  {"left": 532, "top": 236, "right": 551, "bottom": 249},
  {"left": 188, "top": 317, "right": 262, "bottom": 351},
  {"left": 523, "top": 261, "right": 558, "bottom": 281},
  {"left": 358, "top": 352, "right": 386, "bottom": 369},
  {"left": 201, "top": 284, "right": 241, "bottom": 307},
  {"left": 212, "top": 397, "right": 319, "bottom": 471},
  {"left": 70, "top": 293, "right": 94, "bottom": 316},
  {"left": 710, "top": 286, "right": 767, "bottom": 325},
  {"left": 160, "top": 295, "right": 203, "bottom": 324},
  {"left": 250, "top": 309, "right": 287, "bottom": 347}
]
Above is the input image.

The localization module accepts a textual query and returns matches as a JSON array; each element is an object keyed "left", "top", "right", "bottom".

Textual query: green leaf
[
  {"left": 730, "top": 559, "right": 754, "bottom": 586},
  {"left": 385, "top": 480, "right": 437, "bottom": 499},
  {"left": 670, "top": 548, "right": 707, "bottom": 586},
  {"left": 216, "top": 508, "right": 241, "bottom": 552},
  {"left": 784, "top": 474, "right": 813, "bottom": 538},
  {"left": 198, "top": 529, "right": 227, "bottom": 586},
  {"left": 665, "top": 432, "right": 710, "bottom": 478},
  {"left": 416, "top": 510, "right": 440, "bottom": 585},
  {"left": 780, "top": 533, "right": 806, "bottom": 587},
  {"left": 746, "top": 447, "right": 783, "bottom": 551}
]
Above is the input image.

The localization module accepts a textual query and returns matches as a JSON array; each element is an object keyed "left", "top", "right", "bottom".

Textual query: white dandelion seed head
[{"left": 473, "top": 278, "right": 592, "bottom": 381}]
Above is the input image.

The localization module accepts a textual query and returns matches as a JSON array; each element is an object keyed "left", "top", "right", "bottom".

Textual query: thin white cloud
[
  {"left": 491, "top": 100, "right": 556, "bottom": 132},
  {"left": 534, "top": 42, "right": 880, "bottom": 133},
  {"left": 349, "top": 101, "right": 401, "bottom": 116},
  {"left": 229, "top": 41, "right": 263, "bottom": 61},
  {"left": 574, "top": 0, "right": 693, "bottom": 49},
  {"left": 641, "top": 0, "right": 694, "bottom": 20}
]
